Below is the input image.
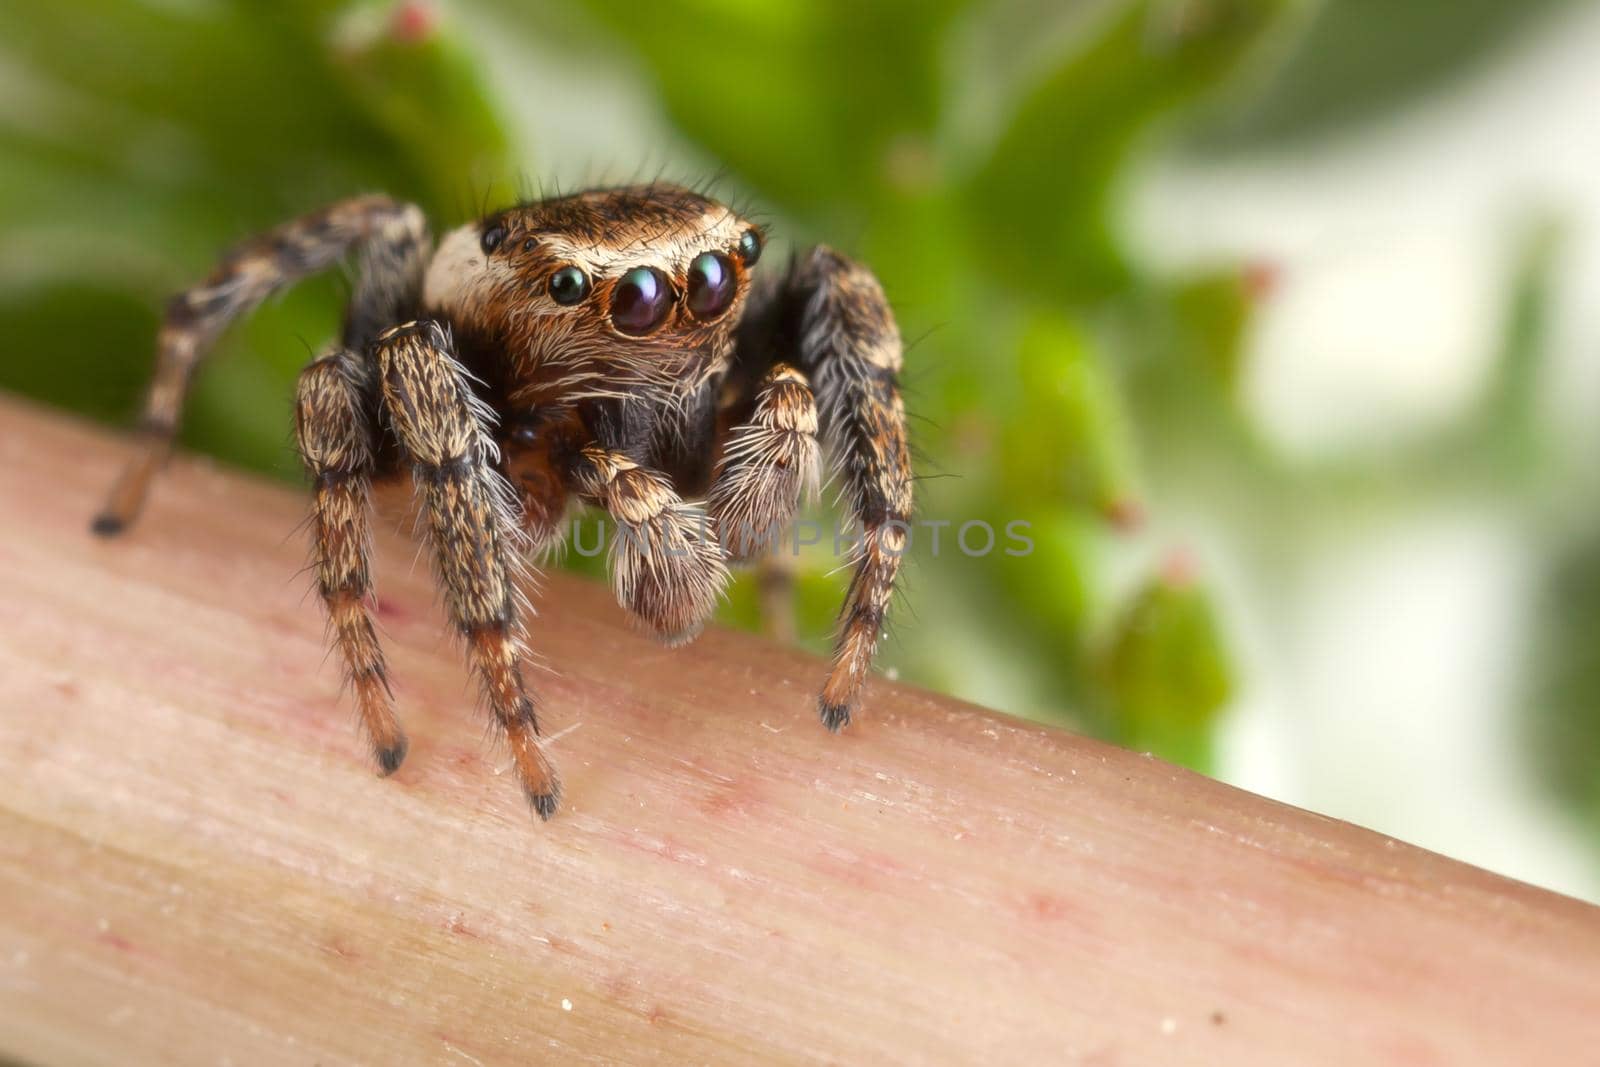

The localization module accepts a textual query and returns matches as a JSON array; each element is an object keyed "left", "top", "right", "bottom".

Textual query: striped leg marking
[
  {"left": 376, "top": 321, "right": 560, "bottom": 820},
  {"left": 294, "top": 348, "right": 406, "bottom": 773},
  {"left": 790, "top": 248, "right": 913, "bottom": 730},
  {"left": 95, "top": 197, "right": 428, "bottom": 535}
]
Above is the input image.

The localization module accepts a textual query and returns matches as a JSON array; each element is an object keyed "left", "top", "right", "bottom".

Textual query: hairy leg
[
  {"left": 772, "top": 248, "right": 913, "bottom": 730},
  {"left": 567, "top": 445, "right": 729, "bottom": 644},
  {"left": 293, "top": 348, "right": 407, "bottom": 774},
  {"left": 375, "top": 321, "right": 559, "bottom": 819},
  {"left": 707, "top": 363, "right": 820, "bottom": 561},
  {"left": 94, "top": 196, "right": 429, "bottom": 534}
]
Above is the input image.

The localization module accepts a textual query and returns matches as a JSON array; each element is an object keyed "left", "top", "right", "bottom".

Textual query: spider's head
[{"left": 424, "top": 184, "right": 763, "bottom": 396}]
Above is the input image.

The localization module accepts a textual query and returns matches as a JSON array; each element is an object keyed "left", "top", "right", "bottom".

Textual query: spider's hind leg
[{"left": 95, "top": 196, "right": 429, "bottom": 535}]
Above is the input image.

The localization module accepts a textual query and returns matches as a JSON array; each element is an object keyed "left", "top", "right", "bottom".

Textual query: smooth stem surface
[{"left": 0, "top": 396, "right": 1596, "bottom": 1065}]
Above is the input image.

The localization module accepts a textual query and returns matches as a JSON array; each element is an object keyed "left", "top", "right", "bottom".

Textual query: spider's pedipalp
[
  {"left": 707, "top": 363, "right": 820, "bottom": 562},
  {"left": 294, "top": 347, "right": 406, "bottom": 773},
  {"left": 375, "top": 320, "right": 560, "bottom": 818},
  {"left": 95, "top": 196, "right": 429, "bottom": 535},
  {"left": 569, "top": 445, "right": 729, "bottom": 644}
]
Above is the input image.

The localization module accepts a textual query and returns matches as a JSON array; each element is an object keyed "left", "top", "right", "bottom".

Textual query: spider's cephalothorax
[{"left": 93, "top": 184, "right": 912, "bottom": 820}]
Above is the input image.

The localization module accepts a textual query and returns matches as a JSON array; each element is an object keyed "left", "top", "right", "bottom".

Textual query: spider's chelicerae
[{"left": 93, "top": 184, "right": 912, "bottom": 820}]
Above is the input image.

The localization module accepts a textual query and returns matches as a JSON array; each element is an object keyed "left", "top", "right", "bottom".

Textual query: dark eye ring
[
  {"left": 738, "top": 228, "right": 762, "bottom": 266},
  {"left": 548, "top": 265, "right": 591, "bottom": 306},
  {"left": 480, "top": 224, "right": 507, "bottom": 254}
]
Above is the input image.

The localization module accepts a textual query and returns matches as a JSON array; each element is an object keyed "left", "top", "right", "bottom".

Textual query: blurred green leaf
[
  {"left": 0, "top": 0, "right": 511, "bottom": 471},
  {"left": 984, "top": 510, "right": 1098, "bottom": 696},
  {"left": 1168, "top": 267, "right": 1257, "bottom": 393},
  {"left": 1526, "top": 532, "right": 1600, "bottom": 837},
  {"left": 329, "top": 4, "right": 515, "bottom": 207},
  {"left": 0, "top": 284, "right": 157, "bottom": 423},
  {"left": 1096, "top": 560, "right": 1234, "bottom": 770},
  {"left": 1001, "top": 310, "right": 1141, "bottom": 520},
  {"left": 1462, "top": 219, "right": 1562, "bottom": 482},
  {"left": 563, "top": 0, "right": 967, "bottom": 221},
  {"left": 0, "top": 2, "right": 424, "bottom": 209},
  {"left": 1201, "top": 0, "right": 1576, "bottom": 149},
  {"left": 966, "top": 0, "right": 1295, "bottom": 302}
]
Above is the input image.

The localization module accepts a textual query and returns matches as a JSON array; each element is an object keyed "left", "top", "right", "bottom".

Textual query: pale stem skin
[{"left": 0, "top": 396, "right": 1597, "bottom": 1066}]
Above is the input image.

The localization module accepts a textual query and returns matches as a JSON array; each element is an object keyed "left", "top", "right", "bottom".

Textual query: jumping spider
[{"left": 93, "top": 184, "right": 912, "bottom": 820}]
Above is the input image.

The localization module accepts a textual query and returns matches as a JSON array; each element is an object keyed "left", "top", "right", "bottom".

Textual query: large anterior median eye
[
  {"left": 548, "top": 265, "right": 590, "bottom": 305},
  {"left": 609, "top": 267, "right": 673, "bottom": 335},
  {"left": 686, "top": 252, "right": 735, "bottom": 320}
]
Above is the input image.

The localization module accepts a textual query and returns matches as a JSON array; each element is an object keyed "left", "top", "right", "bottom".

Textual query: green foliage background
[{"left": 3, "top": 0, "right": 1593, "bottom": 849}]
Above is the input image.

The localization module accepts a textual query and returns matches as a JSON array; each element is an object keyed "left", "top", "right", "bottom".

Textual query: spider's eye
[
  {"left": 686, "top": 252, "right": 736, "bottom": 320},
  {"left": 548, "top": 265, "right": 590, "bottom": 306},
  {"left": 738, "top": 229, "right": 762, "bottom": 266},
  {"left": 480, "top": 224, "right": 507, "bottom": 255},
  {"left": 609, "top": 267, "right": 673, "bottom": 335}
]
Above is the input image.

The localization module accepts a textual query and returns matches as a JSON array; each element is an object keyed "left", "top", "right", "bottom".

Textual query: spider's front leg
[
  {"left": 294, "top": 347, "right": 407, "bottom": 774},
  {"left": 568, "top": 442, "right": 729, "bottom": 645},
  {"left": 374, "top": 321, "right": 560, "bottom": 819},
  {"left": 774, "top": 248, "right": 914, "bottom": 730}
]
